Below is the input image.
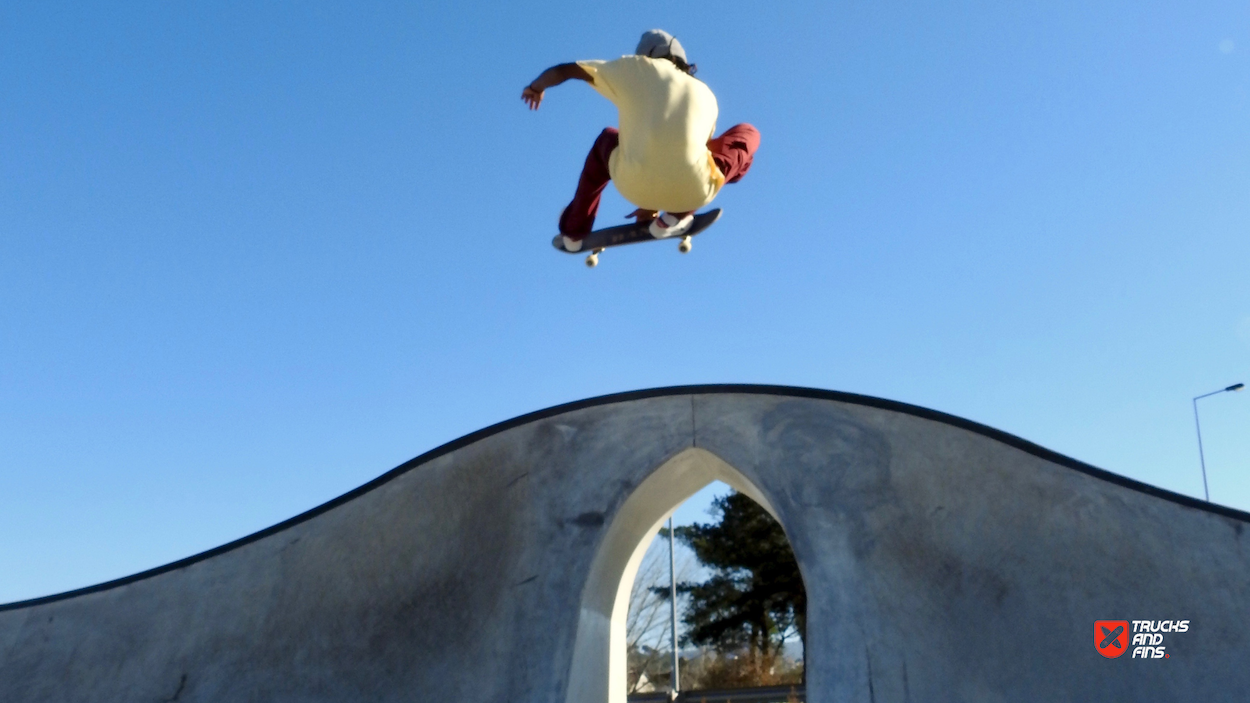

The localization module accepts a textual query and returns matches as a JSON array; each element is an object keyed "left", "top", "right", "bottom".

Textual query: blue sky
[{"left": 2, "top": 0, "right": 1248, "bottom": 604}]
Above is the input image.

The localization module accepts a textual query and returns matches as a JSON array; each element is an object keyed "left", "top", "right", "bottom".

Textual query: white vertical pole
[{"left": 669, "top": 516, "right": 680, "bottom": 697}]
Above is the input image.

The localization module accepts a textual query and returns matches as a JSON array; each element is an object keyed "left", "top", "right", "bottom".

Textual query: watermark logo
[
  {"left": 1095, "top": 620, "right": 1189, "bottom": 659},
  {"left": 1094, "top": 620, "right": 1129, "bottom": 658}
]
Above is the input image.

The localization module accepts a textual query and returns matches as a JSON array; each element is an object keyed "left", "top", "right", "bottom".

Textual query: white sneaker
[
  {"left": 561, "top": 235, "right": 583, "bottom": 252},
  {"left": 649, "top": 212, "right": 695, "bottom": 239}
]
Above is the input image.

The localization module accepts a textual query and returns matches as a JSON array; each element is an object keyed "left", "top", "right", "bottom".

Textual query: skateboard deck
[{"left": 551, "top": 208, "right": 722, "bottom": 267}]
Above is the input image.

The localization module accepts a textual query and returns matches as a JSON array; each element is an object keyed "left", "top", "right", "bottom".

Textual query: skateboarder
[{"left": 522, "top": 30, "right": 760, "bottom": 252}]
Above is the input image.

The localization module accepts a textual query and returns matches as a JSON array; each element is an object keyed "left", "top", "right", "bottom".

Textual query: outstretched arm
[{"left": 521, "top": 63, "right": 593, "bottom": 110}]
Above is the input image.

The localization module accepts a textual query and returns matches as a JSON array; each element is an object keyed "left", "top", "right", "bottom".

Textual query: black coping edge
[{"left": 4, "top": 383, "right": 1247, "bottom": 611}]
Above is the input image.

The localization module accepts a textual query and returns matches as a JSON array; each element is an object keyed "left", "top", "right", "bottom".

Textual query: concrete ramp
[{"left": 2, "top": 386, "right": 1247, "bottom": 702}]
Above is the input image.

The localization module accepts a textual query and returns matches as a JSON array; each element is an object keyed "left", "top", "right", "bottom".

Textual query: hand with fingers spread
[{"left": 521, "top": 84, "right": 544, "bottom": 110}]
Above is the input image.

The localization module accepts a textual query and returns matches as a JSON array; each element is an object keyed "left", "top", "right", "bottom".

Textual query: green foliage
[{"left": 665, "top": 491, "right": 806, "bottom": 678}]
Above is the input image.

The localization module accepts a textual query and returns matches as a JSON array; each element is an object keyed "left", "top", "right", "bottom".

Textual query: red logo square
[{"left": 1095, "top": 620, "right": 1129, "bottom": 658}]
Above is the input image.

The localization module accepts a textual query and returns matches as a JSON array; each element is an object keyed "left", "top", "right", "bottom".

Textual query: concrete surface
[{"left": 1, "top": 385, "right": 1247, "bottom": 702}]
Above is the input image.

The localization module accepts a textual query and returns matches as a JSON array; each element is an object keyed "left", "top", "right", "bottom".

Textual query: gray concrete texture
[{"left": 1, "top": 386, "right": 1247, "bottom": 702}]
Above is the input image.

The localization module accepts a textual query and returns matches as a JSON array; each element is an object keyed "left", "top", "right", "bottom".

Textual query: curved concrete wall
[{"left": 2, "top": 386, "right": 1247, "bottom": 702}]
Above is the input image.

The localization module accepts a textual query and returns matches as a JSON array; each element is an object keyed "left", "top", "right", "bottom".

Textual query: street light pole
[
  {"left": 1192, "top": 383, "right": 1245, "bottom": 502},
  {"left": 668, "top": 516, "right": 680, "bottom": 699}
]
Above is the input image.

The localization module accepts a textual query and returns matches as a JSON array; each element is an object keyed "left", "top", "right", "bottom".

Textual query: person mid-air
[{"left": 522, "top": 29, "right": 760, "bottom": 253}]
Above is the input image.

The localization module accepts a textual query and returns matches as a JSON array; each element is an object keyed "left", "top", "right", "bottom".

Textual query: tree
[{"left": 670, "top": 492, "right": 806, "bottom": 684}]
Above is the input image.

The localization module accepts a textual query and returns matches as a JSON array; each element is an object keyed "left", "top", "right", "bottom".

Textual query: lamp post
[
  {"left": 1193, "top": 382, "right": 1245, "bottom": 501},
  {"left": 668, "top": 516, "right": 680, "bottom": 699}
]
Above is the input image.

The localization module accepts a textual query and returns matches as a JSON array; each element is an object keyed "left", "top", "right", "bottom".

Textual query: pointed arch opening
[{"left": 565, "top": 447, "right": 806, "bottom": 703}]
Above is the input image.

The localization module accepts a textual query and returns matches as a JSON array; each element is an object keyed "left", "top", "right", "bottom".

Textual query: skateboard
[{"left": 551, "top": 209, "right": 722, "bottom": 268}]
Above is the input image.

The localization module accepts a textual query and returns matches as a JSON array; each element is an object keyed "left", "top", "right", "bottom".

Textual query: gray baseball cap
[{"left": 636, "top": 29, "right": 687, "bottom": 63}]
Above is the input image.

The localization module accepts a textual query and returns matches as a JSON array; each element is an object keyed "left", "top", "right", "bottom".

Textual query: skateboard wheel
[
  {"left": 678, "top": 236, "right": 692, "bottom": 254},
  {"left": 585, "top": 252, "right": 599, "bottom": 268}
]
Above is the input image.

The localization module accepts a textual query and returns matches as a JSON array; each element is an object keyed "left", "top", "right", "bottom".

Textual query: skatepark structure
[{"left": 1, "top": 385, "right": 1248, "bottom": 702}]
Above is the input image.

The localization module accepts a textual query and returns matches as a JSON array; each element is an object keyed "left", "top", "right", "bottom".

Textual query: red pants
[{"left": 558, "top": 123, "right": 761, "bottom": 237}]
